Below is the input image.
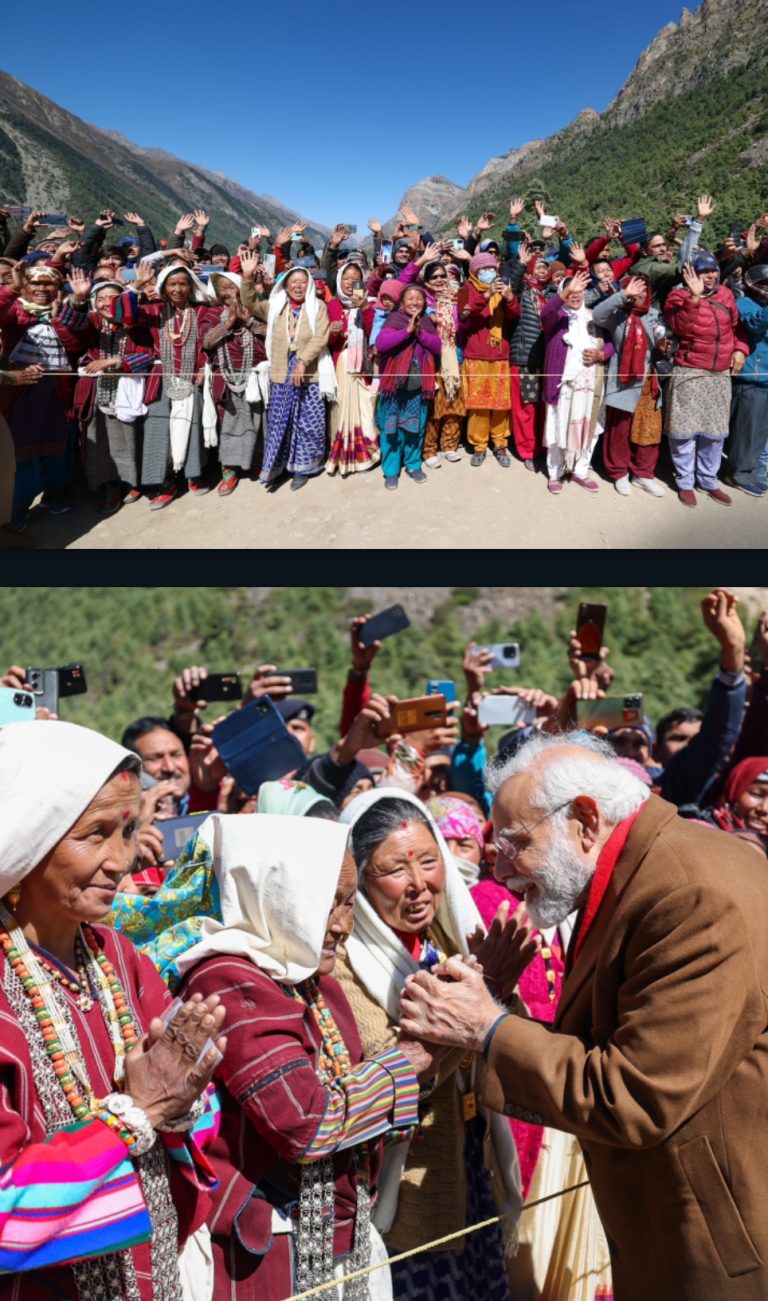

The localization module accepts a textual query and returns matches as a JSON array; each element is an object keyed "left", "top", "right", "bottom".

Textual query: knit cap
[
  {"left": 469, "top": 252, "right": 497, "bottom": 276},
  {"left": 377, "top": 279, "right": 404, "bottom": 308}
]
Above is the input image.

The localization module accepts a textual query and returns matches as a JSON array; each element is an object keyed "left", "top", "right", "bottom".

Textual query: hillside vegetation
[{"left": 0, "top": 588, "right": 755, "bottom": 749}]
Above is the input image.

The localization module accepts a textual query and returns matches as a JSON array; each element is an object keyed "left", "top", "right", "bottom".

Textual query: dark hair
[
  {"left": 121, "top": 716, "right": 175, "bottom": 752},
  {"left": 103, "top": 244, "right": 127, "bottom": 263},
  {"left": 350, "top": 797, "right": 436, "bottom": 879},
  {"left": 655, "top": 707, "right": 703, "bottom": 747},
  {"left": 306, "top": 801, "right": 339, "bottom": 822}
]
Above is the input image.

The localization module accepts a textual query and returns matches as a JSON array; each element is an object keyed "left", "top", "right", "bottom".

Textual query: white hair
[{"left": 486, "top": 730, "right": 650, "bottom": 825}]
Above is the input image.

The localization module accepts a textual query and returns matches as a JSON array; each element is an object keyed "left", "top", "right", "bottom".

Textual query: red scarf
[
  {"left": 618, "top": 275, "right": 658, "bottom": 398},
  {"left": 572, "top": 806, "right": 643, "bottom": 963}
]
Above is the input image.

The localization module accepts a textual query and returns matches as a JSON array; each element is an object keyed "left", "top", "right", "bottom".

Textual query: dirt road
[{"left": 22, "top": 454, "right": 768, "bottom": 550}]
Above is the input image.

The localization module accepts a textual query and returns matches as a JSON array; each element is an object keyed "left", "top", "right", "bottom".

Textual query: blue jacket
[
  {"left": 659, "top": 671, "right": 747, "bottom": 808},
  {"left": 734, "top": 298, "right": 768, "bottom": 386}
]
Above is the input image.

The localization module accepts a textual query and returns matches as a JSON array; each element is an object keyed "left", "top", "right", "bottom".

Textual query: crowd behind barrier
[{"left": 1, "top": 194, "right": 767, "bottom": 547}]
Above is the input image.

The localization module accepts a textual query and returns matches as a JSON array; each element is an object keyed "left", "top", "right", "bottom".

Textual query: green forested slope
[{"left": 0, "top": 588, "right": 751, "bottom": 749}]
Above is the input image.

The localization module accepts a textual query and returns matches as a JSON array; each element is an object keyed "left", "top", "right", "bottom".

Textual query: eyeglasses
[{"left": 493, "top": 799, "right": 573, "bottom": 861}]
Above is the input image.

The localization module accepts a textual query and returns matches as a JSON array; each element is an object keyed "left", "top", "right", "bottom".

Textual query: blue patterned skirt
[{"left": 261, "top": 353, "right": 327, "bottom": 482}]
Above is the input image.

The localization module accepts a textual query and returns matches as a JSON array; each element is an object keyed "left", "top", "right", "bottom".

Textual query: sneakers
[
  {"left": 470, "top": 453, "right": 486, "bottom": 468},
  {"left": 290, "top": 475, "right": 308, "bottom": 491},
  {"left": 406, "top": 469, "right": 428, "bottom": 484},
  {"left": 494, "top": 448, "right": 511, "bottom": 468},
  {"left": 705, "top": 487, "right": 732, "bottom": 506},
  {"left": 442, "top": 450, "right": 462, "bottom": 462},
  {"left": 424, "top": 456, "right": 442, "bottom": 470},
  {"left": 547, "top": 480, "right": 564, "bottom": 495},
  {"left": 384, "top": 476, "right": 399, "bottom": 491},
  {"left": 218, "top": 469, "right": 239, "bottom": 497},
  {"left": 614, "top": 476, "right": 631, "bottom": 497},
  {"left": 631, "top": 476, "right": 665, "bottom": 497},
  {"left": 571, "top": 475, "right": 599, "bottom": 493},
  {"left": 678, "top": 489, "right": 697, "bottom": 508}
]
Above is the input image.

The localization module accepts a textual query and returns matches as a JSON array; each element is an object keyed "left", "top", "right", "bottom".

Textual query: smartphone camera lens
[{"left": 14, "top": 693, "right": 31, "bottom": 708}]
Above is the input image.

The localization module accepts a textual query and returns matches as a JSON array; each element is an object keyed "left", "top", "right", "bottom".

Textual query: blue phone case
[
  {"left": 426, "top": 680, "right": 457, "bottom": 704},
  {"left": 212, "top": 697, "right": 307, "bottom": 795}
]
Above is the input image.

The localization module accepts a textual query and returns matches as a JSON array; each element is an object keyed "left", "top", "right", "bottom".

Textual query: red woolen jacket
[
  {"left": 664, "top": 283, "right": 748, "bottom": 373},
  {"left": 458, "top": 283, "right": 520, "bottom": 362}
]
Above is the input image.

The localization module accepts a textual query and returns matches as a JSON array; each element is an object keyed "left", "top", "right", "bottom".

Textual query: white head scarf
[
  {"left": 266, "top": 268, "right": 337, "bottom": 400},
  {"left": 0, "top": 721, "right": 139, "bottom": 895},
  {"left": 172, "top": 812, "right": 350, "bottom": 984},
  {"left": 339, "top": 786, "right": 482, "bottom": 1022},
  {"left": 209, "top": 270, "right": 242, "bottom": 297},
  {"left": 156, "top": 263, "right": 213, "bottom": 305}
]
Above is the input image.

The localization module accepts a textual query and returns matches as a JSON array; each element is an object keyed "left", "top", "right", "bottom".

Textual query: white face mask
[{"left": 477, "top": 268, "right": 497, "bottom": 285}]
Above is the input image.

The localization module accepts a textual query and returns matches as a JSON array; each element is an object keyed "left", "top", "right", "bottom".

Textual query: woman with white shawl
[
  {"left": 326, "top": 260, "right": 381, "bottom": 476},
  {"left": 153, "top": 811, "right": 431, "bottom": 1300},
  {"left": 240, "top": 256, "right": 336, "bottom": 490},
  {"left": 540, "top": 268, "right": 610, "bottom": 496},
  {"left": 200, "top": 270, "right": 268, "bottom": 497},
  {"left": 337, "top": 788, "right": 533, "bottom": 1301}
]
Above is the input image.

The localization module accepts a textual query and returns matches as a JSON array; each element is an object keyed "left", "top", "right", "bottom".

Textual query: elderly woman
[
  {"left": 0, "top": 261, "right": 90, "bottom": 529},
  {"left": 200, "top": 269, "right": 268, "bottom": 496},
  {"left": 114, "top": 260, "right": 213, "bottom": 510},
  {"left": 326, "top": 260, "right": 380, "bottom": 476},
  {"left": 337, "top": 789, "right": 531, "bottom": 1301},
  {"left": 121, "top": 813, "right": 429, "bottom": 1299},
  {"left": 240, "top": 253, "right": 335, "bottom": 490},
  {"left": 375, "top": 285, "right": 441, "bottom": 489},
  {"left": 0, "top": 720, "right": 226, "bottom": 1298},
  {"left": 420, "top": 262, "right": 466, "bottom": 469},
  {"left": 73, "top": 279, "right": 155, "bottom": 513}
]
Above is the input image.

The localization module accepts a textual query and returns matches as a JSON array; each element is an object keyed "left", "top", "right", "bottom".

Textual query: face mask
[{"left": 477, "top": 268, "right": 496, "bottom": 285}]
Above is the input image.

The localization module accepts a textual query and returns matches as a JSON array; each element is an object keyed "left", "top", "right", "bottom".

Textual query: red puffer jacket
[{"left": 664, "top": 283, "right": 747, "bottom": 372}]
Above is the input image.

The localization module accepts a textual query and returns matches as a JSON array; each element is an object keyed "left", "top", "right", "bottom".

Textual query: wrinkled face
[
  {"left": 214, "top": 278, "right": 239, "bottom": 307},
  {"left": 20, "top": 771, "right": 141, "bottom": 926},
  {"left": 317, "top": 851, "right": 357, "bottom": 975},
  {"left": 133, "top": 727, "right": 190, "bottom": 799},
  {"left": 401, "top": 287, "right": 425, "bottom": 315},
  {"left": 534, "top": 259, "right": 550, "bottom": 283},
  {"left": 426, "top": 267, "right": 449, "bottom": 292},
  {"left": 363, "top": 822, "right": 445, "bottom": 934},
  {"left": 735, "top": 781, "right": 768, "bottom": 835},
  {"left": 445, "top": 833, "right": 483, "bottom": 867},
  {"left": 95, "top": 286, "right": 120, "bottom": 316},
  {"left": 657, "top": 718, "right": 701, "bottom": 767},
  {"left": 609, "top": 728, "right": 650, "bottom": 767},
  {"left": 25, "top": 276, "right": 59, "bottom": 305},
  {"left": 550, "top": 266, "right": 568, "bottom": 286},
  {"left": 164, "top": 271, "right": 192, "bottom": 308},
  {"left": 287, "top": 717, "right": 316, "bottom": 756},
  {"left": 285, "top": 270, "right": 309, "bottom": 303}
]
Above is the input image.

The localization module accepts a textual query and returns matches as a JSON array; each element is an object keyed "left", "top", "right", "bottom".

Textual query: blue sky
[{"left": 2, "top": 0, "right": 690, "bottom": 231}]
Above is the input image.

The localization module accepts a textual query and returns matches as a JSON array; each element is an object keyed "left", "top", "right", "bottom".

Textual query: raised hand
[
  {"left": 329, "top": 223, "right": 351, "bottom": 248},
  {"left": 275, "top": 225, "right": 294, "bottom": 247},
  {"left": 696, "top": 194, "right": 715, "bottom": 220},
  {"left": 745, "top": 223, "right": 761, "bottom": 255},
  {"left": 367, "top": 217, "right": 382, "bottom": 235},
  {"left": 683, "top": 263, "right": 706, "bottom": 299},
  {"left": 96, "top": 209, "right": 116, "bottom": 229},
  {"left": 535, "top": 199, "right": 545, "bottom": 219},
  {"left": 193, "top": 209, "right": 210, "bottom": 229},
  {"left": 291, "top": 220, "right": 308, "bottom": 234},
  {"left": 239, "top": 248, "right": 260, "bottom": 281},
  {"left": 22, "top": 210, "right": 42, "bottom": 233},
  {"left": 174, "top": 212, "right": 196, "bottom": 235},
  {"left": 400, "top": 202, "right": 420, "bottom": 226},
  {"left": 124, "top": 211, "right": 145, "bottom": 226},
  {"left": 69, "top": 266, "right": 92, "bottom": 303},
  {"left": 623, "top": 275, "right": 647, "bottom": 302},
  {"left": 417, "top": 242, "right": 440, "bottom": 266},
  {"left": 456, "top": 215, "right": 471, "bottom": 240},
  {"left": 476, "top": 212, "right": 495, "bottom": 232},
  {"left": 124, "top": 993, "right": 227, "bottom": 1130},
  {"left": 569, "top": 240, "right": 587, "bottom": 265},
  {"left": 466, "top": 899, "right": 540, "bottom": 1001},
  {"left": 509, "top": 196, "right": 525, "bottom": 221},
  {"left": 68, "top": 215, "right": 86, "bottom": 234}
]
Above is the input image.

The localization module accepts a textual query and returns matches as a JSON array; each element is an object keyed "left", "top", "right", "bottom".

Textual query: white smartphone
[
  {"left": 262, "top": 253, "right": 276, "bottom": 277},
  {"left": 0, "top": 686, "right": 35, "bottom": 724},
  {"left": 478, "top": 695, "right": 536, "bottom": 728},
  {"left": 478, "top": 642, "right": 521, "bottom": 670}
]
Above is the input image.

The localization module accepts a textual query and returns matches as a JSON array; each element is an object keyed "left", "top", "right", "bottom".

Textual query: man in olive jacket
[{"left": 399, "top": 732, "right": 768, "bottom": 1301}]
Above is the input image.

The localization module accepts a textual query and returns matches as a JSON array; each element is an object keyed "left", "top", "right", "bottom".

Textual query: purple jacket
[
  {"left": 375, "top": 319, "right": 442, "bottom": 359},
  {"left": 540, "top": 296, "right": 613, "bottom": 406}
]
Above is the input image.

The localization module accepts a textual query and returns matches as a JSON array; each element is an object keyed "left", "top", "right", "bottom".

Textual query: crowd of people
[
  {"left": 1, "top": 192, "right": 767, "bottom": 546},
  {"left": 0, "top": 588, "right": 766, "bottom": 1301}
]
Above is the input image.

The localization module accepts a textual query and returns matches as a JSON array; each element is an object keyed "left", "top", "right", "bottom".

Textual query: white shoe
[
  {"left": 424, "top": 456, "right": 442, "bottom": 470},
  {"left": 442, "top": 450, "right": 462, "bottom": 462},
  {"left": 614, "top": 475, "right": 631, "bottom": 496},
  {"left": 632, "top": 476, "right": 666, "bottom": 497}
]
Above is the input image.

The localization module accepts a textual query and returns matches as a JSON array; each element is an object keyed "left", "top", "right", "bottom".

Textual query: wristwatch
[{"left": 102, "top": 1092, "right": 156, "bottom": 1156}]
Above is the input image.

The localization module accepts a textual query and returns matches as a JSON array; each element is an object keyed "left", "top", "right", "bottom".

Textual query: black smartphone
[
  {"left": 58, "top": 663, "right": 87, "bottom": 698},
  {"left": 359, "top": 604, "right": 410, "bottom": 647},
  {"left": 189, "top": 672, "right": 242, "bottom": 703},
  {"left": 576, "top": 604, "right": 607, "bottom": 660},
  {"left": 274, "top": 669, "right": 318, "bottom": 695},
  {"left": 26, "top": 663, "right": 87, "bottom": 711}
]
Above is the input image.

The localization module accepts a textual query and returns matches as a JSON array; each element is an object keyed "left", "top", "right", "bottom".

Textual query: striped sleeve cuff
[
  {"left": 124, "top": 349, "right": 155, "bottom": 373},
  {"left": 300, "top": 1049, "right": 419, "bottom": 1163},
  {"left": 372, "top": 1046, "right": 419, "bottom": 1131}
]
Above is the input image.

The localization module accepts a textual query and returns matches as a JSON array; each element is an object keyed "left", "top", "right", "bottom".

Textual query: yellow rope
[{"left": 284, "top": 1178, "right": 591, "bottom": 1300}]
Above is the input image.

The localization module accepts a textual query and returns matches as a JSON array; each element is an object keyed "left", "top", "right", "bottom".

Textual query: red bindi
[
  {"left": 122, "top": 810, "right": 131, "bottom": 821},
  {"left": 401, "top": 821, "right": 408, "bottom": 829},
  {"left": 118, "top": 771, "right": 130, "bottom": 782},
  {"left": 407, "top": 850, "right": 414, "bottom": 857}
]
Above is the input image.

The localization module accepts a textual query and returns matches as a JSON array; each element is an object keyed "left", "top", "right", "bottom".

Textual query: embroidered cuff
[{"left": 373, "top": 1046, "right": 420, "bottom": 1131}]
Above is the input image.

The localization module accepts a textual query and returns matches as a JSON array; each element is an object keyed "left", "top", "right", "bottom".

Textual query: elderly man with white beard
[{"left": 399, "top": 731, "right": 768, "bottom": 1301}]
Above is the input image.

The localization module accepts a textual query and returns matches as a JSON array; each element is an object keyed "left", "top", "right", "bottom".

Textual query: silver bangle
[
  {"left": 159, "top": 1091, "right": 207, "bottom": 1134},
  {"left": 102, "top": 1092, "right": 156, "bottom": 1156}
]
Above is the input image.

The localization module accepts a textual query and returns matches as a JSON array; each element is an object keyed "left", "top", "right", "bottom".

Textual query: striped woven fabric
[
  {"left": 301, "top": 1045, "right": 420, "bottom": 1162},
  {"left": 161, "top": 1083, "right": 221, "bottom": 1187},
  {"left": 0, "top": 1117, "right": 150, "bottom": 1273}
]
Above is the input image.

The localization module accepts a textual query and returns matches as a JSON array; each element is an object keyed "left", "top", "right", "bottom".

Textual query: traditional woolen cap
[
  {"left": 377, "top": 279, "right": 404, "bottom": 307},
  {"left": 548, "top": 260, "right": 567, "bottom": 276},
  {"left": 692, "top": 250, "right": 719, "bottom": 273},
  {"left": 469, "top": 252, "right": 497, "bottom": 276},
  {"left": 25, "top": 263, "right": 62, "bottom": 282}
]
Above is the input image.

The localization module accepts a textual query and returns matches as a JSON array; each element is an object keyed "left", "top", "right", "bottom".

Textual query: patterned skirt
[
  {"left": 665, "top": 367, "right": 731, "bottom": 439},
  {"left": 462, "top": 358, "right": 512, "bottom": 412},
  {"left": 388, "top": 1117, "right": 509, "bottom": 1301},
  {"left": 218, "top": 390, "right": 262, "bottom": 470},
  {"left": 326, "top": 349, "right": 380, "bottom": 476},
  {"left": 261, "top": 354, "right": 326, "bottom": 482},
  {"left": 376, "top": 389, "right": 426, "bottom": 439},
  {"left": 142, "top": 384, "right": 205, "bottom": 484}
]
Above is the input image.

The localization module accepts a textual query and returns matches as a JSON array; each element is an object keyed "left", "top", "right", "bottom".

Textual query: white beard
[{"left": 505, "top": 823, "right": 596, "bottom": 929}]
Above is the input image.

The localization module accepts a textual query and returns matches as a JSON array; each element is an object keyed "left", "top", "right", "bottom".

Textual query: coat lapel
[{"left": 555, "top": 795, "right": 679, "bottom": 1029}]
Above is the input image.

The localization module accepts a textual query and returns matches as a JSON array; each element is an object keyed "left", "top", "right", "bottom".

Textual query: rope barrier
[
  {"left": 284, "top": 1178, "right": 591, "bottom": 1300},
  {"left": 0, "top": 368, "right": 741, "bottom": 380}
]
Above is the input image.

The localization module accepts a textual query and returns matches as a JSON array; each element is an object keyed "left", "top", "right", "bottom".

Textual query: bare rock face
[
  {"left": 606, "top": 0, "right": 767, "bottom": 126},
  {"left": 383, "top": 176, "right": 466, "bottom": 235}
]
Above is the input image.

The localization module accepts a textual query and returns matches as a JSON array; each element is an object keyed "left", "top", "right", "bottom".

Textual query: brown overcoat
[{"left": 481, "top": 795, "right": 768, "bottom": 1301}]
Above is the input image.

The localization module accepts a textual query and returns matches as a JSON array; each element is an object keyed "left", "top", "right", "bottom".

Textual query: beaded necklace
[
  {"left": 165, "top": 306, "right": 192, "bottom": 346},
  {"left": 539, "top": 933, "right": 563, "bottom": 1003},
  {"left": 35, "top": 931, "right": 94, "bottom": 1011},
  {"left": 218, "top": 321, "right": 254, "bottom": 396},
  {"left": 161, "top": 304, "right": 197, "bottom": 399},
  {"left": 291, "top": 977, "right": 351, "bottom": 1081},
  {"left": 0, "top": 905, "right": 139, "bottom": 1119}
]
